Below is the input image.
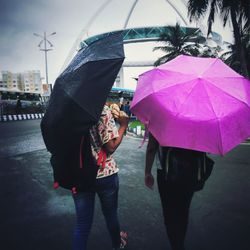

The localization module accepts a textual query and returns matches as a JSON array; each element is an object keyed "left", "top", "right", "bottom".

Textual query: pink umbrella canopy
[{"left": 131, "top": 55, "right": 250, "bottom": 155}]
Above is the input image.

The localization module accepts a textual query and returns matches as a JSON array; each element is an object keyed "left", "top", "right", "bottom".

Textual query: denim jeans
[{"left": 72, "top": 173, "right": 121, "bottom": 250}]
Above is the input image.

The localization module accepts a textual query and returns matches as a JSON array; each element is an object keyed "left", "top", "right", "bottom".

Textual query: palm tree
[
  {"left": 200, "top": 44, "right": 222, "bottom": 58},
  {"left": 221, "top": 43, "right": 242, "bottom": 73},
  {"left": 221, "top": 29, "right": 250, "bottom": 75},
  {"left": 187, "top": 0, "right": 250, "bottom": 78},
  {"left": 243, "top": 30, "right": 250, "bottom": 75},
  {"left": 153, "top": 23, "right": 201, "bottom": 66}
]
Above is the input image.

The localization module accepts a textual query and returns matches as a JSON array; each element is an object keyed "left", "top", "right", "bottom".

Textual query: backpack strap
[
  {"left": 158, "top": 146, "right": 171, "bottom": 175},
  {"left": 97, "top": 148, "right": 107, "bottom": 170},
  {"left": 165, "top": 148, "right": 172, "bottom": 176}
]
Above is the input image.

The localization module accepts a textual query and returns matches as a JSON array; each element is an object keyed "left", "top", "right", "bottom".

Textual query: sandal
[{"left": 120, "top": 231, "right": 128, "bottom": 249}]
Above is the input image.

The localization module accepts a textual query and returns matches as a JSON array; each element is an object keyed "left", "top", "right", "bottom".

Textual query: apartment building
[
  {"left": 0, "top": 70, "right": 42, "bottom": 94},
  {"left": 21, "top": 70, "right": 42, "bottom": 93}
]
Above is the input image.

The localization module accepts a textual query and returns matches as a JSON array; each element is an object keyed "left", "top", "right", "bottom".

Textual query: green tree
[
  {"left": 221, "top": 29, "right": 250, "bottom": 75},
  {"left": 187, "top": 0, "right": 250, "bottom": 78},
  {"left": 153, "top": 23, "right": 201, "bottom": 66},
  {"left": 199, "top": 41, "right": 222, "bottom": 58}
]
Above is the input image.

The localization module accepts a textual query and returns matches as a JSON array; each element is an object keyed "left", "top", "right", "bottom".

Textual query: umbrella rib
[
  {"left": 158, "top": 57, "right": 218, "bottom": 76},
  {"left": 135, "top": 78, "right": 196, "bottom": 109},
  {"left": 167, "top": 79, "right": 199, "bottom": 115},
  {"left": 171, "top": 79, "right": 224, "bottom": 155},
  {"left": 202, "top": 82, "right": 224, "bottom": 155},
  {"left": 199, "top": 57, "right": 220, "bottom": 76},
  {"left": 150, "top": 73, "right": 198, "bottom": 94},
  {"left": 203, "top": 78, "right": 250, "bottom": 154},
  {"left": 157, "top": 67, "right": 194, "bottom": 76},
  {"left": 61, "top": 87, "right": 98, "bottom": 122},
  {"left": 204, "top": 78, "right": 250, "bottom": 109}
]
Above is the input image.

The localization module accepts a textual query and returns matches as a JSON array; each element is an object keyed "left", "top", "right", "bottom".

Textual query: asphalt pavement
[{"left": 0, "top": 120, "right": 250, "bottom": 250}]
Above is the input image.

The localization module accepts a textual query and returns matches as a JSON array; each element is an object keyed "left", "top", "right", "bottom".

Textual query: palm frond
[
  {"left": 153, "top": 45, "right": 175, "bottom": 53},
  {"left": 207, "top": 0, "right": 218, "bottom": 35},
  {"left": 221, "top": 8, "right": 230, "bottom": 27},
  {"left": 154, "top": 51, "right": 181, "bottom": 66},
  {"left": 187, "top": 0, "right": 209, "bottom": 21},
  {"left": 153, "top": 22, "right": 208, "bottom": 66}
]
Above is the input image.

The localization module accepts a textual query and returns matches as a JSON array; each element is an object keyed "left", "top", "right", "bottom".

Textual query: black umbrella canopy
[
  {"left": 59, "top": 31, "right": 125, "bottom": 119},
  {"left": 41, "top": 31, "right": 125, "bottom": 154}
]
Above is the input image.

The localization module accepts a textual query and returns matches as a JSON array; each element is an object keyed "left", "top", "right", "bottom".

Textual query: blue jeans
[{"left": 72, "top": 173, "right": 121, "bottom": 250}]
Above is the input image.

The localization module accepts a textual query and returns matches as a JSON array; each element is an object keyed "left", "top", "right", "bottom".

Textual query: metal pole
[
  {"left": 44, "top": 32, "right": 49, "bottom": 86},
  {"left": 34, "top": 31, "right": 56, "bottom": 93}
]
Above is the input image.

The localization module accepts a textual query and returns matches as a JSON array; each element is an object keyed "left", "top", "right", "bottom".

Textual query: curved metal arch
[
  {"left": 61, "top": 0, "right": 114, "bottom": 71},
  {"left": 123, "top": 0, "right": 188, "bottom": 29},
  {"left": 164, "top": 0, "right": 188, "bottom": 26},
  {"left": 61, "top": 0, "right": 189, "bottom": 72},
  {"left": 123, "top": 0, "right": 140, "bottom": 29},
  {"left": 123, "top": 60, "right": 155, "bottom": 67},
  {"left": 80, "top": 26, "right": 205, "bottom": 48}
]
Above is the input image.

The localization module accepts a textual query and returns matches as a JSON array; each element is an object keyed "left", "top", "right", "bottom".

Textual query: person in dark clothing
[
  {"left": 15, "top": 97, "right": 22, "bottom": 114},
  {"left": 157, "top": 172, "right": 194, "bottom": 250},
  {"left": 145, "top": 133, "right": 196, "bottom": 250},
  {"left": 124, "top": 101, "right": 131, "bottom": 117}
]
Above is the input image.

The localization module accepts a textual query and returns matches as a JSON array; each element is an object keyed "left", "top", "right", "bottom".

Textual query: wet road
[
  {"left": 0, "top": 120, "right": 250, "bottom": 250},
  {"left": 0, "top": 120, "right": 45, "bottom": 158}
]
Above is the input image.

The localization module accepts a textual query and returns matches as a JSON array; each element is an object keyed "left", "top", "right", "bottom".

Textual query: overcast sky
[{"left": 0, "top": 0, "right": 233, "bottom": 89}]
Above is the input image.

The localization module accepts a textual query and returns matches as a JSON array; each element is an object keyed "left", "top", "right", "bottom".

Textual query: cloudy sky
[{"left": 0, "top": 0, "right": 233, "bottom": 89}]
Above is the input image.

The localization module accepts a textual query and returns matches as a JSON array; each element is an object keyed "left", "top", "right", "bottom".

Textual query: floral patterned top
[{"left": 90, "top": 105, "right": 119, "bottom": 178}]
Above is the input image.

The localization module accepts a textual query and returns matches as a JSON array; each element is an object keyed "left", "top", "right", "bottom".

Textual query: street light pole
[
  {"left": 33, "top": 31, "right": 56, "bottom": 92},
  {"left": 44, "top": 32, "right": 49, "bottom": 86}
]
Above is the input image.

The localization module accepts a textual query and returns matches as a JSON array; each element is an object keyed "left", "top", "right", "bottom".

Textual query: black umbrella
[{"left": 41, "top": 31, "right": 125, "bottom": 191}]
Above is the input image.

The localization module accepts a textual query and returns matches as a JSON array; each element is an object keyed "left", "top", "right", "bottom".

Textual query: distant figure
[
  {"left": 118, "top": 91, "right": 124, "bottom": 111},
  {"left": 124, "top": 101, "right": 131, "bottom": 117},
  {"left": 15, "top": 98, "right": 22, "bottom": 114},
  {"left": 0, "top": 94, "right": 3, "bottom": 116}
]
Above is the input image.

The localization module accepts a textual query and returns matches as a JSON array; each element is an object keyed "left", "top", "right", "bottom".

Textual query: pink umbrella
[{"left": 131, "top": 55, "right": 250, "bottom": 155}]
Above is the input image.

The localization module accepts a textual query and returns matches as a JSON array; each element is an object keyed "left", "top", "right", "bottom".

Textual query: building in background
[
  {"left": 114, "top": 69, "right": 124, "bottom": 88},
  {"left": 21, "top": 70, "right": 42, "bottom": 93},
  {"left": 0, "top": 71, "right": 20, "bottom": 92},
  {"left": 0, "top": 70, "right": 48, "bottom": 115},
  {"left": 41, "top": 83, "right": 51, "bottom": 102},
  {"left": 0, "top": 70, "right": 42, "bottom": 94}
]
